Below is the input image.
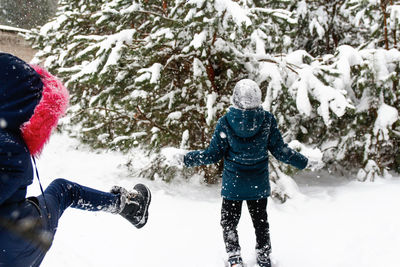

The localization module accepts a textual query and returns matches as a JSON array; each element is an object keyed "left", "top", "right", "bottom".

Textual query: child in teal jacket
[{"left": 173, "top": 79, "right": 310, "bottom": 267}]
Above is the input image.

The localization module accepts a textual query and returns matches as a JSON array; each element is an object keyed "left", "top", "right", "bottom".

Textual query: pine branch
[
  {"left": 132, "top": 9, "right": 181, "bottom": 24},
  {"left": 258, "top": 58, "right": 299, "bottom": 75},
  {"left": 135, "top": 105, "right": 178, "bottom": 137},
  {"left": 73, "top": 107, "right": 132, "bottom": 121}
]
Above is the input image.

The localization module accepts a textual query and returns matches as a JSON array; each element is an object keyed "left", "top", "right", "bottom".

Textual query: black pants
[{"left": 220, "top": 198, "right": 271, "bottom": 256}]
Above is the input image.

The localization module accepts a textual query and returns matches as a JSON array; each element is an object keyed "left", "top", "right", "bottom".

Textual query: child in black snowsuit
[{"left": 171, "top": 79, "right": 311, "bottom": 267}]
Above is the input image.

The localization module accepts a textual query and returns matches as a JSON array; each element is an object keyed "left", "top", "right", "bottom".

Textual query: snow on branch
[{"left": 69, "top": 29, "right": 136, "bottom": 81}]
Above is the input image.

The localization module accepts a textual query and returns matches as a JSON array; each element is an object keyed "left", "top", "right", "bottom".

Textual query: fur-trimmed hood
[{"left": 0, "top": 53, "right": 69, "bottom": 156}]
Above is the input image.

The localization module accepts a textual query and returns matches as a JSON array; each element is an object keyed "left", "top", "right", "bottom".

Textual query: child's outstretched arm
[
  {"left": 184, "top": 120, "right": 228, "bottom": 167},
  {"left": 267, "top": 115, "right": 308, "bottom": 169}
]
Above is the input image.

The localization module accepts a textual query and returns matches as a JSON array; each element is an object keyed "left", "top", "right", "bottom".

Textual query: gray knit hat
[{"left": 232, "top": 79, "right": 262, "bottom": 110}]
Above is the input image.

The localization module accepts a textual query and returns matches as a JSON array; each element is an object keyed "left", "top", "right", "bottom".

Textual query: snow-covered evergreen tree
[
  {"left": 28, "top": 0, "right": 400, "bottom": 201},
  {"left": 345, "top": 0, "right": 400, "bottom": 50},
  {"left": 317, "top": 46, "right": 400, "bottom": 180},
  {"left": 290, "top": 0, "right": 355, "bottom": 56}
]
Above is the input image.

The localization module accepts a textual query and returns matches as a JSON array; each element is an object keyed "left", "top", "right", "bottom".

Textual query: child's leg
[
  {"left": 246, "top": 198, "right": 271, "bottom": 255},
  {"left": 220, "top": 198, "right": 243, "bottom": 257},
  {"left": 38, "top": 178, "right": 121, "bottom": 222},
  {"left": 37, "top": 178, "right": 120, "bottom": 233}
]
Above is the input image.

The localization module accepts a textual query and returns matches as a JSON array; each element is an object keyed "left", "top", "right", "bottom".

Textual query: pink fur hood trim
[{"left": 21, "top": 65, "right": 69, "bottom": 156}]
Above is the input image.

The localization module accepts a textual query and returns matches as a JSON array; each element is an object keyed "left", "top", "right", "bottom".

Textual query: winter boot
[
  {"left": 111, "top": 184, "right": 151, "bottom": 228},
  {"left": 257, "top": 258, "right": 271, "bottom": 267},
  {"left": 256, "top": 247, "right": 271, "bottom": 267},
  {"left": 227, "top": 255, "right": 244, "bottom": 267}
]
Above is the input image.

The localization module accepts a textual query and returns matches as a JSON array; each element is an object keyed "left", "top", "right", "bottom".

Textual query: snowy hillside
[{"left": 28, "top": 134, "right": 400, "bottom": 267}]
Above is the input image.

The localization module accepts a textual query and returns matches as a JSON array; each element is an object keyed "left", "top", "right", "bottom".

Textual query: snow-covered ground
[{"left": 28, "top": 134, "right": 400, "bottom": 267}]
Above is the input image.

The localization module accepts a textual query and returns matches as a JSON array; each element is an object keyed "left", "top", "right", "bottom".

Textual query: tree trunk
[
  {"left": 390, "top": 0, "right": 398, "bottom": 49},
  {"left": 381, "top": 0, "right": 389, "bottom": 50},
  {"left": 162, "top": 0, "right": 168, "bottom": 16}
]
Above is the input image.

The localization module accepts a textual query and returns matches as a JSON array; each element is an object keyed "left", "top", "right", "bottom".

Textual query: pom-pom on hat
[{"left": 232, "top": 79, "right": 262, "bottom": 110}]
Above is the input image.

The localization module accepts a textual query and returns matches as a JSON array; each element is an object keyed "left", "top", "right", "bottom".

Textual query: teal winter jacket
[{"left": 184, "top": 107, "right": 308, "bottom": 200}]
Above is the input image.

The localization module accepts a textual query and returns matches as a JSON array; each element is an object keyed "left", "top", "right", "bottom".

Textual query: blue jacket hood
[
  {"left": 225, "top": 107, "right": 265, "bottom": 138},
  {"left": 0, "top": 53, "right": 43, "bottom": 132}
]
